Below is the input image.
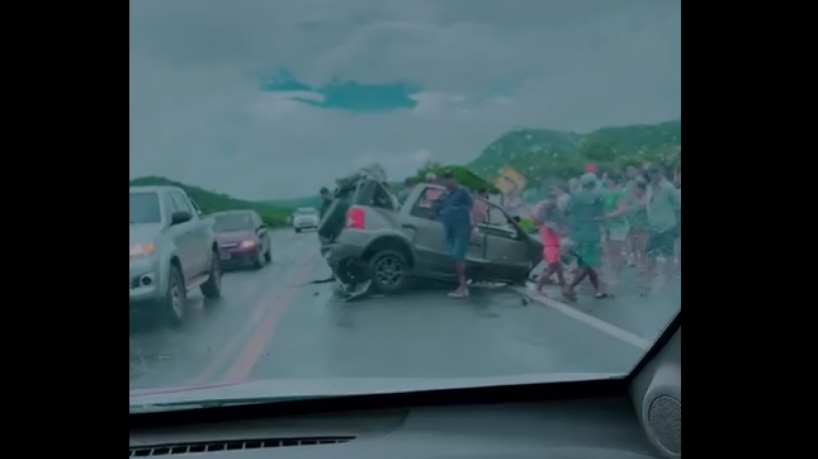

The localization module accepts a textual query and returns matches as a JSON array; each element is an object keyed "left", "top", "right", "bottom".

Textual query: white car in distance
[{"left": 292, "top": 207, "right": 320, "bottom": 233}]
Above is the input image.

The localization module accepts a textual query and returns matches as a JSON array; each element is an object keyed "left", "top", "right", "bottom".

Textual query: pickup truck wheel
[
  {"left": 161, "top": 266, "right": 185, "bottom": 327},
  {"left": 367, "top": 249, "right": 409, "bottom": 294},
  {"left": 200, "top": 251, "right": 222, "bottom": 299}
]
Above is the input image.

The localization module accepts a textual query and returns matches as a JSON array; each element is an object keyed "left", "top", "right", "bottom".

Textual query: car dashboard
[{"left": 130, "top": 319, "right": 680, "bottom": 459}]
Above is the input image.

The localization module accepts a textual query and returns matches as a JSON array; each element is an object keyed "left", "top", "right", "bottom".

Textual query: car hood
[
  {"left": 129, "top": 372, "right": 622, "bottom": 408},
  {"left": 217, "top": 230, "right": 255, "bottom": 242},
  {"left": 294, "top": 215, "right": 319, "bottom": 221},
  {"left": 129, "top": 223, "right": 163, "bottom": 245}
]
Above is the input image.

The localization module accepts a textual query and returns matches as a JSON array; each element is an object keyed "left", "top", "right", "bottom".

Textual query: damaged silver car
[{"left": 318, "top": 165, "right": 544, "bottom": 296}]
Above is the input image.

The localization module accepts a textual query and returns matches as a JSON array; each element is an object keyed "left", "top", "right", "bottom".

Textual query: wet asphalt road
[{"left": 129, "top": 229, "right": 680, "bottom": 391}]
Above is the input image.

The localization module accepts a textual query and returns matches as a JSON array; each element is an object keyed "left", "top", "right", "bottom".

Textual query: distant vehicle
[
  {"left": 129, "top": 186, "right": 222, "bottom": 326},
  {"left": 212, "top": 210, "right": 272, "bottom": 269},
  {"left": 318, "top": 165, "right": 543, "bottom": 294},
  {"left": 292, "top": 207, "right": 320, "bottom": 233}
]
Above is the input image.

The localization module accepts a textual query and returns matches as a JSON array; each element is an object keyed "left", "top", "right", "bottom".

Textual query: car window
[
  {"left": 408, "top": 188, "right": 440, "bottom": 221},
  {"left": 129, "top": 192, "right": 162, "bottom": 224},
  {"left": 371, "top": 183, "right": 396, "bottom": 211},
  {"left": 214, "top": 213, "right": 255, "bottom": 232},
  {"left": 189, "top": 198, "right": 202, "bottom": 214},
  {"left": 296, "top": 208, "right": 318, "bottom": 215},
  {"left": 337, "top": 186, "right": 356, "bottom": 202},
  {"left": 170, "top": 192, "right": 193, "bottom": 214},
  {"left": 485, "top": 201, "right": 511, "bottom": 227},
  {"left": 162, "top": 192, "right": 180, "bottom": 218}
]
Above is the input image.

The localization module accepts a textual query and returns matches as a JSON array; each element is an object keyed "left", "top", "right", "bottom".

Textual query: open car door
[{"left": 471, "top": 201, "right": 541, "bottom": 284}]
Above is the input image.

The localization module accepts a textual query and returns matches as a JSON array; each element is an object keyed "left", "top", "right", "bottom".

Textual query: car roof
[{"left": 335, "top": 163, "right": 388, "bottom": 188}]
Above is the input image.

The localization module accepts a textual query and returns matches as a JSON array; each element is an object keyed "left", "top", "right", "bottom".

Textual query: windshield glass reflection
[{"left": 129, "top": 0, "right": 681, "bottom": 408}]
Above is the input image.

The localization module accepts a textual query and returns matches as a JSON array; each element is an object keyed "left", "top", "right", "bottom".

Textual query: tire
[
  {"left": 295, "top": 228, "right": 301, "bottom": 233},
  {"left": 160, "top": 266, "right": 186, "bottom": 327},
  {"left": 251, "top": 249, "right": 264, "bottom": 270},
  {"left": 264, "top": 248, "right": 272, "bottom": 263},
  {"left": 367, "top": 249, "right": 410, "bottom": 294},
  {"left": 200, "top": 250, "right": 222, "bottom": 299}
]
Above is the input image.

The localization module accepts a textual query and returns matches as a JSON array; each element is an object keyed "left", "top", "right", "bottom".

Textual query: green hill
[
  {"left": 129, "top": 176, "right": 291, "bottom": 227},
  {"left": 133, "top": 120, "right": 680, "bottom": 213},
  {"left": 468, "top": 119, "right": 681, "bottom": 186}
]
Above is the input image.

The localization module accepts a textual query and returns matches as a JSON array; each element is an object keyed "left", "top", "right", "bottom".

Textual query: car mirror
[{"left": 170, "top": 210, "right": 192, "bottom": 226}]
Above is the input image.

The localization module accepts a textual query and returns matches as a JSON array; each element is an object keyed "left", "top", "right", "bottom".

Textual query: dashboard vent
[{"left": 129, "top": 437, "right": 355, "bottom": 456}]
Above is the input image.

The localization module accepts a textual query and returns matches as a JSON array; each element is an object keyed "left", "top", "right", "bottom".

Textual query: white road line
[{"left": 511, "top": 284, "right": 651, "bottom": 350}]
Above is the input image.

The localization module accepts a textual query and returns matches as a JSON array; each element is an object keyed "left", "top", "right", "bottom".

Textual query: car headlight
[
  {"left": 239, "top": 240, "right": 256, "bottom": 249},
  {"left": 129, "top": 242, "right": 155, "bottom": 259}
]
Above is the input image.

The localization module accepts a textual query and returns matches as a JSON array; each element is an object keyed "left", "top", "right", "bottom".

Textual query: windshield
[
  {"left": 130, "top": 0, "right": 681, "bottom": 409},
  {"left": 129, "top": 192, "right": 161, "bottom": 224},
  {"left": 295, "top": 208, "right": 318, "bottom": 216},
  {"left": 214, "top": 213, "right": 254, "bottom": 232}
]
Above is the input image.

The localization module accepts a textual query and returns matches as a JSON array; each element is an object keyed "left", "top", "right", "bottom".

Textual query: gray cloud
[{"left": 129, "top": 0, "right": 681, "bottom": 199}]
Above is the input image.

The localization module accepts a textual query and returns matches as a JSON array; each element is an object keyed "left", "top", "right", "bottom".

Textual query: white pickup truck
[{"left": 129, "top": 186, "right": 223, "bottom": 326}]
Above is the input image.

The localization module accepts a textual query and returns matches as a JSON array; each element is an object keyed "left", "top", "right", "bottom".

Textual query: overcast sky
[{"left": 129, "top": 0, "right": 681, "bottom": 200}]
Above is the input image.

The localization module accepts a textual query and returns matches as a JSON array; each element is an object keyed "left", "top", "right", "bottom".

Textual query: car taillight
[{"left": 346, "top": 206, "right": 366, "bottom": 229}]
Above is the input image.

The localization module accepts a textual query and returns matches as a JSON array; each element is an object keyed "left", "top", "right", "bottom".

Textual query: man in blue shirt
[{"left": 436, "top": 171, "right": 474, "bottom": 298}]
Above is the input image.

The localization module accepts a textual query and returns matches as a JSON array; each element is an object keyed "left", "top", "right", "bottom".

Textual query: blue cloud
[{"left": 261, "top": 71, "right": 418, "bottom": 112}]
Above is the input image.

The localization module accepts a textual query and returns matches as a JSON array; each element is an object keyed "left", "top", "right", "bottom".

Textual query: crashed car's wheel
[{"left": 367, "top": 249, "right": 409, "bottom": 294}]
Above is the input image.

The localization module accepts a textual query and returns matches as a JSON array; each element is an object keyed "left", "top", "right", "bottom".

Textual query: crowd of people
[
  {"left": 532, "top": 163, "right": 681, "bottom": 300},
  {"left": 415, "top": 163, "right": 681, "bottom": 301}
]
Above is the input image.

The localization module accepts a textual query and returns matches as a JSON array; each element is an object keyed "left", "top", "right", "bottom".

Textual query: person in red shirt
[{"left": 532, "top": 186, "right": 567, "bottom": 293}]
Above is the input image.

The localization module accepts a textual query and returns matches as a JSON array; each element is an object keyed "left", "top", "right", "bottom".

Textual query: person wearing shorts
[
  {"left": 627, "top": 180, "right": 650, "bottom": 273},
  {"left": 563, "top": 173, "right": 608, "bottom": 300},
  {"left": 643, "top": 166, "right": 682, "bottom": 294},
  {"left": 532, "top": 188, "right": 566, "bottom": 293},
  {"left": 436, "top": 171, "right": 474, "bottom": 298},
  {"left": 602, "top": 172, "right": 630, "bottom": 285}
]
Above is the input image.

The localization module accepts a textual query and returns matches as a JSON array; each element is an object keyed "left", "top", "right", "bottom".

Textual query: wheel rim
[
  {"left": 374, "top": 256, "right": 404, "bottom": 287},
  {"left": 169, "top": 279, "right": 183, "bottom": 317}
]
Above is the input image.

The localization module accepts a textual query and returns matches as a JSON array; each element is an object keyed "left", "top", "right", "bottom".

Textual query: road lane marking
[
  {"left": 187, "top": 274, "right": 283, "bottom": 384},
  {"left": 511, "top": 285, "right": 651, "bottom": 350},
  {"left": 187, "top": 235, "right": 314, "bottom": 385},
  {"left": 222, "top": 257, "right": 317, "bottom": 382}
]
